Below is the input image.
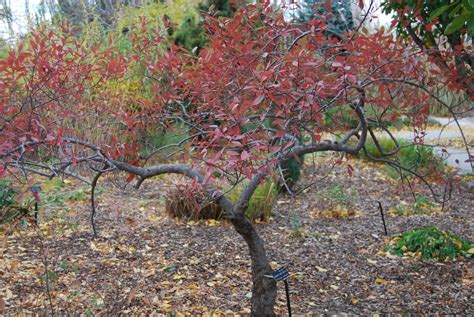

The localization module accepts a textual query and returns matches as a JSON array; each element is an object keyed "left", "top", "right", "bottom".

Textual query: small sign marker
[{"left": 272, "top": 267, "right": 290, "bottom": 282}]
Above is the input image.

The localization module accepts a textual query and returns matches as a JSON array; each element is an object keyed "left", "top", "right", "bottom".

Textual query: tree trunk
[{"left": 231, "top": 216, "right": 277, "bottom": 317}]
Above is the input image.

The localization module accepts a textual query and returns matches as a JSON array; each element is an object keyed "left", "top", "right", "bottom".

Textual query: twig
[
  {"left": 90, "top": 168, "right": 106, "bottom": 239},
  {"left": 34, "top": 226, "right": 55, "bottom": 316}
]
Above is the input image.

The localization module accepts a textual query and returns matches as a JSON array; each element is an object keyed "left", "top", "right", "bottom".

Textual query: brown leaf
[{"left": 0, "top": 296, "right": 5, "bottom": 314}]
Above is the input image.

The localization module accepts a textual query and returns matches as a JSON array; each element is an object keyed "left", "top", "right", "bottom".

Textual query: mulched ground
[{"left": 1, "top": 159, "right": 473, "bottom": 315}]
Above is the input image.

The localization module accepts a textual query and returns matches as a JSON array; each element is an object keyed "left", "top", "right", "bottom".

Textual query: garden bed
[{"left": 0, "top": 160, "right": 472, "bottom": 315}]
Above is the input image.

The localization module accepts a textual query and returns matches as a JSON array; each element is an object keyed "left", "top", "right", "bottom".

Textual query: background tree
[
  {"left": 382, "top": 0, "right": 474, "bottom": 98},
  {"left": 293, "top": 0, "right": 354, "bottom": 35}
]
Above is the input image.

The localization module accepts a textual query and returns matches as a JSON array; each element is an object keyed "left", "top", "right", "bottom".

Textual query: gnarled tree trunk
[{"left": 231, "top": 216, "right": 277, "bottom": 316}]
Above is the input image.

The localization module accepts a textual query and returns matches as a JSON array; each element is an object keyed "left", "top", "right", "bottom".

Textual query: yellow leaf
[
  {"left": 206, "top": 219, "right": 219, "bottom": 227},
  {"left": 468, "top": 248, "right": 474, "bottom": 254},
  {"left": 375, "top": 278, "right": 384, "bottom": 283},
  {"left": 161, "top": 281, "right": 172, "bottom": 285},
  {"left": 351, "top": 298, "right": 359, "bottom": 304},
  {"left": 161, "top": 301, "right": 171, "bottom": 310},
  {"left": 148, "top": 215, "right": 160, "bottom": 222},
  {"left": 173, "top": 274, "right": 186, "bottom": 280},
  {"left": 187, "top": 284, "right": 199, "bottom": 289}
]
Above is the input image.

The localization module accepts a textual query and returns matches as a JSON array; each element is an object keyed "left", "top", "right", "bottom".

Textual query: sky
[
  {"left": 0, "top": 0, "right": 45, "bottom": 40},
  {"left": 0, "top": 0, "right": 393, "bottom": 40}
]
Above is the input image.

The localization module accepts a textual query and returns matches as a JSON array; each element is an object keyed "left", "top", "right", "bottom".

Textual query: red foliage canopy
[{"left": 0, "top": 4, "right": 456, "bottom": 185}]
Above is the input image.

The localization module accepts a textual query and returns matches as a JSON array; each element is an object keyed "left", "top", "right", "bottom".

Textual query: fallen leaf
[
  {"left": 172, "top": 274, "right": 186, "bottom": 280},
  {"left": 148, "top": 215, "right": 160, "bottom": 222},
  {"left": 375, "top": 277, "right": 384, "bottom": 283},
  {"left": 206, "top": 219, "right": 219, "bottom": 226},
  {"left": 160, "top": 301, "right": 171, "bottom": 310},
  {"left": 316, "top": 266, "right": 328, "bottom": 272},
  {"left": 127, "top": 288, "right": 137, "bottom": 305},
  {"left": 187, "top": 284, "right": 200, "bottom": 289}
]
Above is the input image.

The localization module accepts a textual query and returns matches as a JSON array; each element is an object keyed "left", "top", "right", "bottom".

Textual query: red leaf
[
  {"left": 276, "top": 130, "right": 285, "bottom": 138},
  {"left": 252, "top": 94, "right": 265, "bottom": 106},
  {"left": 126, "top": 174, "right": 135, "bottom": 183},
  {"left": 347, "top": 164, "right": 354, "bottom": 177},
  {"left": 32, "top": 191, "right": 41, "bottom": 202},
  {"left": 241, "top": 150, "right": 250, "bottom": 160},
  {"left": 358, "top": 0, "right": 364, "bottom": 9}
]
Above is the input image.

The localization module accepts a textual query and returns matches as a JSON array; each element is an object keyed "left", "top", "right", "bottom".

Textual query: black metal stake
[
  {"left": 270, "top": 267, "right": 292, "bottom": 317},
  {"left": 378, "top": 201, "right": 388, "bottom": 236},
  {"left": 30, "top": 186, "right": 41, "bottom": 224},
  {"left": 34, "top": 202, "right": 38, "bottom": 223},
  {"left": 284, "top": 280, "right": 292, "bottom": 317}
]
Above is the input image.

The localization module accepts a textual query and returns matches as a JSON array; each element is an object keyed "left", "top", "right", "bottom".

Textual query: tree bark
[{"left": 230, "top": 216, "right": 277, "bottom": 317}]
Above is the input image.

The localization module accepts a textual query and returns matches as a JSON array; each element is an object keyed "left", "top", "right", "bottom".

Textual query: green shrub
[
  {"left": 0, "top": 180, "right": 32, "bottom": 229},
  {"left": 173, "top": 15, "right": 208, "bottom": 52},
  {"left": 0, "top": 180, "right": 18, "bottom": 209},
  {"left": 278, "top": 157, "right": 303, "bottom": 192},
  {"left": 387, "top": 226, "right": 473, "bottom": 261},
  {"left": 323, "top": 105, "right": 358, "bottom": 129},
  {"left": 323, "top": 104, "right": 405, "bottom": 130},
  {"left": 140, "top": 123, "right": 189, "bottom": 158},
  {"left": 241, "top": 119, "right": 303, "bottom": 193}
]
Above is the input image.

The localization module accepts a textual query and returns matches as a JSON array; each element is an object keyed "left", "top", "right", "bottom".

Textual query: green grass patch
[
  {"left": 315, "top": 184, "right": 358, "bottom": 218},
  {"left": 360, "top": 138, "right": 445, "bottom": 178},
  {"left": 389, "top": 195, "right": 440, "bottom": 216},
  {"left": 387, "top": 226, "right": 473, "bottom": 261},
  {"left": 39, "top": 179, "right": 104, "bottom": 209}
]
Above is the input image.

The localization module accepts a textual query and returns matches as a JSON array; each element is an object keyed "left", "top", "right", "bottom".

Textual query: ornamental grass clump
[
  {"left": 165, "top": 183, "right": 223, "bottom": 220},
  {"left": 387, "top": 226, "right": 473, "bottom": 261},
  {"left": 227, "top": 179, "right": 278, "bottom": 222}
]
